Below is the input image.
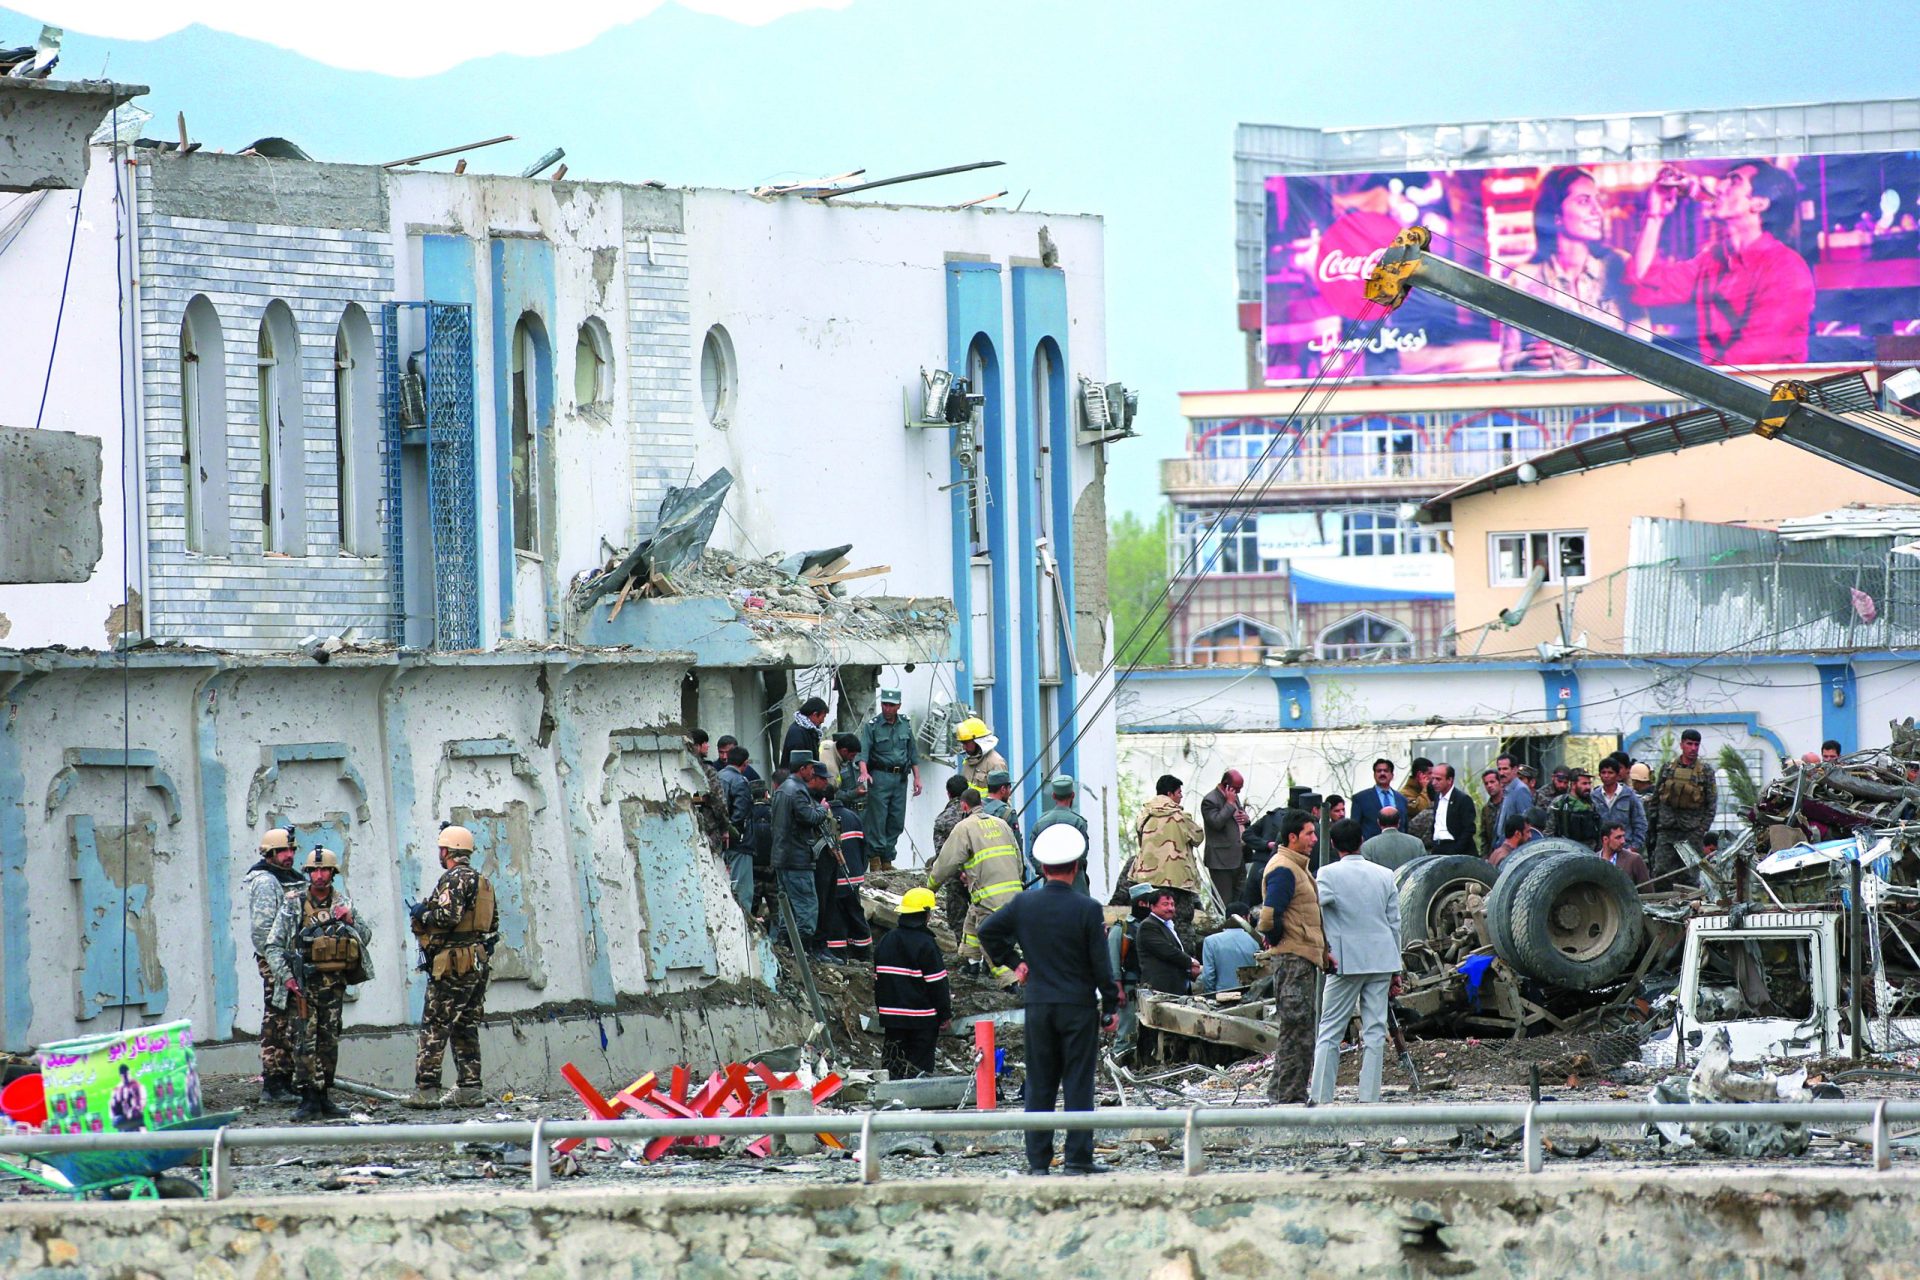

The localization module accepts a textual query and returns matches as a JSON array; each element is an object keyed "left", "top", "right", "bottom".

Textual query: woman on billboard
[{"left": 1501, "top": 167, "right": 1642, "bottom": 371}]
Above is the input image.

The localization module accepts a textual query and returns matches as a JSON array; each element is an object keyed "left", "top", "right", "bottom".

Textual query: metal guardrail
[{"left": 3, "top": 1100, "right": 1913, "bottom": 1197}]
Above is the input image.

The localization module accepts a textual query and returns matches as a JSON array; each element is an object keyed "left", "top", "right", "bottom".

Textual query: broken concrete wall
[
  {"left": 0, "top": 424, "right": 101, "bottom": 582},
  {"left": 5, "top": 1171, "right": 1920, "bottom": 1276},
  {"left": 0, "top": 652, "right": 774, "bottom": 1058},
  {"left": 0, "top": 79, "right": 142, "bottom": 192}
]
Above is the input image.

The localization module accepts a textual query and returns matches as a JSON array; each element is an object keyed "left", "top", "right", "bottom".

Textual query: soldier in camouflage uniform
[
  {"left": 242, "top": 827, "right": 306, "bottom": 1104},
  {"left": 406, "top": 824, "right": 499, "bottom": 1107},
  {"left": 931, "top": 775, "right": 972, "bottom": 941},
  {"left": 266, "top": 847, "right": 372, "bottom": 1122},
  {"left": 1652, "top": 729, "right": 1718, "bottom": 887}
]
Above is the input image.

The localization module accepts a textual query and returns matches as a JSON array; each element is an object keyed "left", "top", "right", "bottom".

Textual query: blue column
[
  {"left": 0, "top": 673, "right": 39, "bottom": 1051},
  {"left": 1816, "top": 660, "right": 1858, "bottom": 753},
  {"left": 1012, "top": 266, "right": 1072, "bottom": 808},
  {"left": 945, "top": 261, "right": 1007, "bottom": 739}
]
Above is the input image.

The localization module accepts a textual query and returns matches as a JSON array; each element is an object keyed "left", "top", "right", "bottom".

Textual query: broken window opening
[
  {"left": 180, "top": 317, "right": 204, "bottom": 552},
  {"left": 1696, "top": 936, "right": 1815, "bottom": 1023},
  {"left": 575, "top": 316, "right": 612, "bottom": 408},
  {"left": 700, "top": 325, "right": 735, "bottom": 428},
  {"left": 510, "top": 313, "right": 549, "bottom": 556},
  {"left": 255, "top": 318, "right": 279, "bottom": 553},
  {"left": 255, "top": 301, "right": 307, "bottom": 555},
  {"left": 333, "top": 304, "right": 377, "bottom": 556}
]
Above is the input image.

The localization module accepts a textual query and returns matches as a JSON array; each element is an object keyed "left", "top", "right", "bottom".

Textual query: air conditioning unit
[
  {"left": 1078, "top": 375, "right": 1139, "bottom": 445},
  {"left": 905, "top": 368, "right": 982, "bottom": 429}
]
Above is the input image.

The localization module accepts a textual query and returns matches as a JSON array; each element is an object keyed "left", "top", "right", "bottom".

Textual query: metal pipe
[
  {"left": 2, "top": 1101, "right": 1914, "bottom": 1158},
  {"left": 1852, "top": 858, "right": 1867, "bottom": 1061},
  {"left": 815, "top": 162, "right": 1004, "bottom": 202},
  {"left": 382, "top": 135, "right": 515, "bottom": 169}
]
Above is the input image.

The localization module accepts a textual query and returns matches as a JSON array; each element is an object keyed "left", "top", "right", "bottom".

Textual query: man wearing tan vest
[
  {"left": 1257, "top": 810, "right": 1325, "bottom": 1104},
  {"left": 406, "top": 823, "right": 499, "bottom": 1108}
]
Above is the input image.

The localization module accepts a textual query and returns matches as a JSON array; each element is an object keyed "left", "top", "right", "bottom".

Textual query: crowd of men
[{"left": 1101, "top": 730, "right": 1725, "bottom": 1103}]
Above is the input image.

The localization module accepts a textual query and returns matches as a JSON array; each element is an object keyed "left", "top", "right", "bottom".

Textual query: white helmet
[{"left": 1033, "top": 824, "right": 1088, "bottom": 867}]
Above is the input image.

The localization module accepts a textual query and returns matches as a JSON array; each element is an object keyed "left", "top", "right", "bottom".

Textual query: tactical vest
[
  {"left": 1659, "top": 760, "right": 1711, "bottom": 811},
  {"left": 1257, "top": 846, "right": 1325, "bottom": 967},
  {"left": 417, "top": 870, "right": 497, "bottom": 980},
  {"left": 300, "top": 894, "right": 364, "bottom": 975},
  {"left": 1556, "top": 797, "right": 1601, "bottom": 846}
]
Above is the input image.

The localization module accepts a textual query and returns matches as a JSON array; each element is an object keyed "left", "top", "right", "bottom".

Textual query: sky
[{"left": 9, "top": 0, "right": 1920, "bottom": 516}]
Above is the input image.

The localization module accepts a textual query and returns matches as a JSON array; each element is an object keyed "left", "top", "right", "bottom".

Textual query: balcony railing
[{"left": 1161, "top": 447, "right": 1549, "bottom": 496}]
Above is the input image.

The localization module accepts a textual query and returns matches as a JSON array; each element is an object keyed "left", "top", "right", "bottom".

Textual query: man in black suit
[
  {"left": 1133, "top": 889, "right": 1201, "bottom": 995},
  {"left": 1427, "top": 763, "right": 1479, "bottom": 857},
  {"left": 1350, "top": 758, "right": 1399, "bottom": 843}
]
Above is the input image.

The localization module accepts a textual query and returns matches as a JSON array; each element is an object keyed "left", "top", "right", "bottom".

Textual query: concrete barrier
[{"left": 0, "top": 1168, "right": 1911, "bottom": 1276}]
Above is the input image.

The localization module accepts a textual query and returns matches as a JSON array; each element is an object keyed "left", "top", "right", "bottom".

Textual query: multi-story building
[
  {"left": 0, "top": 125, "right": 1117, "bottom": 1064},
  {"left": 1164, "top": 98, "right": 1920, "bottom": 667}
]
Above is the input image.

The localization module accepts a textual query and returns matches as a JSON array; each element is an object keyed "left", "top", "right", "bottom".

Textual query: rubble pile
[{"left": 1753, "top": 746, "right": 1920, "bottom": 845}]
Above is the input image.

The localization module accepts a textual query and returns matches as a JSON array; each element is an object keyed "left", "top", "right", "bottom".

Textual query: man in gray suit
[
  {"left": 1309, "top": 817, "right": 1403, "bottom": 1105},
  {"left": 1357, "top": 807, "right": 1425, "bottom": 872}
]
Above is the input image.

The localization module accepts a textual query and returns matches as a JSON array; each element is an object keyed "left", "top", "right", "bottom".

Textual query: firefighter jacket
[
  {"left": 1130, "top": 794, "right": 1205, "bottom": 894},
  {"left": 929, "top": 811, "right": 1025, "bottom": 907},
  {"left": 829, "top": 800, "right": 868, "bottom": 888},
  {"left": 960, "top": 748, "right": 1008, "bottom": 795},
  {"left": 873, "top": 918, "right": 951, "bottom": 1029},
  {"left": 266, "top": 884, "right": 374, "bottom": 1010}
]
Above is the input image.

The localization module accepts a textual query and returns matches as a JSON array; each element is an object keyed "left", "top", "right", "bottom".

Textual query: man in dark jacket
[
  {"left": 1426, "top": 763, "right": 1479, "bottom": 857},
  {"left": 771, "top": 751, "right": 831, "bottom": 957},
  {"left": 716, "top": 747, "right": 755, "bottom": 914},
  {"left": 1134, "top": 888, "right": 1202, "bottom": 995},
  {"left": 1200, "top": 771, "right": 1249, "bottom": 908},
  {"left": 979, "top": 825, "right": 1119, "bottom": 1176},
  {"left": 780, "top": 697, "right": 829, "bottom": 772},
  {"left": 873, "top": 886, "right": 951, "bottom": 1077},
  {"left": 745, "top": 780, "right": 774, "bottom": 920}
]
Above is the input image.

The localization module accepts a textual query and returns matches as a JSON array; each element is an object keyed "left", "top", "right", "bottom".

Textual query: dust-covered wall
[{"left": 0, "top": 651, "right": 771, "bottom": 1055}]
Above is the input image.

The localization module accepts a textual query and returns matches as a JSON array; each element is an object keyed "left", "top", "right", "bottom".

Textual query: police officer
[
  {"left": 861, "top": 687, "right": 921, "bottom": 871},
  {"left": 242, "top": 827, "right": 305, "bottom": 1104},
  {"left": 1029, "top": 775, "right": 1090, "bottom": 891},
  {"left": 979, "top": 770, "right": 1022, "bottom": 849},
  {"left": 1653, "top": 729, "right": 1718, "bottom": 885},
  {"left": 406, "top": 825, "right": 499, "bottom": 1108},
  {"left": 267, "top": 846, "right": 372, "bottom": 1122}
]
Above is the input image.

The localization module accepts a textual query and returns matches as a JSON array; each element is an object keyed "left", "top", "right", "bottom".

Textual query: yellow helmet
[
  {"left": 900, "top": 887, "right": 938, "bottom": 914},
  {"left": 259, "top": 828, "right": 294, "bottom": 852},
  {"left": 438, "top": 825, "right": 475, "bottom": 853},
  {"left": 302, "top": 848, "right": 342, "bottom": 874},
  {"left": 954, "top": 717, "right": 990, "bottom": 744}
]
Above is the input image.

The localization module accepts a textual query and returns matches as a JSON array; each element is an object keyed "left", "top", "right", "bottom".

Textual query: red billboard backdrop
[{"left": 1263, "top": 152, "right": 1920, "bottom": 382}]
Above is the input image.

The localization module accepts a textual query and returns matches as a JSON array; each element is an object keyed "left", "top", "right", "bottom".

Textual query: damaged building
[{"left": 0, "top": 117, "right": 1121, "bottom": 1074}]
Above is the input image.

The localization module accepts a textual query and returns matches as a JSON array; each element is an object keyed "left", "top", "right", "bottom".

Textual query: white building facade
[{"left": 0, "top": 143, "right": 1117, "bottom": 1064}]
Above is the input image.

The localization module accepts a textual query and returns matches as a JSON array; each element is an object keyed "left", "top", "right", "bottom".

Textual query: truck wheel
[
  {"left": 1394, "top": 855, "right": 1434, "bottom": 889},
  {"left": 1398, "top": 855, "right": 1493, "bottom": 946},
  {"left": 1502, "top": 850, "right": 1645, "bottom": 990},
  {"left": 1483, "top": 838, "right": 1592, "bottom": 960}
]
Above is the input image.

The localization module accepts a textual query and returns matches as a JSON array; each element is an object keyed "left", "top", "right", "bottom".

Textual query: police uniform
[
  {"left": 411, "top": 853, "right": 499, "bottom": 1099},
  {"left": 861, "top": 691, "right": 918, "bottom": 869},
  {"left": 978, "top": 769, "right": 1022, "bottom": 852},
  {"left": 265, "top": 856, "right": 372, "bottom": 1118},
  {"left": 1029, "top": 775, "right": 1091, "bottom": 893},
  {"left": 1652, "top": 745, "right": 1718, "bottom": 884}
]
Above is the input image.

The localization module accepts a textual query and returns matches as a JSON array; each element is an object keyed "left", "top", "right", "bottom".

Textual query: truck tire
[
  {"left": 1501, "top": 850, "right": 1645, "bottom": 990},
  {"left": 1393, "top": 855, "right": 1434, "bottom": 889},
  {"left": 1398, "top": 855, "right": 1494, "bottom": 946},
  {"left": 1483, "top": 838, "right": 1590, "bottom": 960}
]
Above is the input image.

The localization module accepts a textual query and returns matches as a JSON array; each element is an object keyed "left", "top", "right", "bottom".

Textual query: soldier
[
  {"left": 1126, "top": 774, "right": 1206, "bottom": 938},
  {"left": 978, "top": 770, "right": 1022, "bottom": 850},
  {"left": 954, "top": 717, "right": 1007, "bottom": 794},
  {"left": 406, "top": 825, "right": 499, "bottom": 1108},
  {"left": 1652, "top": 729, "right": 1718, "bottom": 886},
  {"left": 1030, "top": 775, "right": 1091, "bottom": 893},
  {"left": 1547, "top": 769, "right": 1603, "bottom": 849},
  {"left": 927, "top": 788, "right": 1025, "bottom": 979},
  {"left": 861, "top": 687, "right": 921, "bottom": 872},
  {"left": 267, "top": 846, "right": 372, "bottom": 1122},
  {"left": 242, "top": 827, "right": 306, "bottom": 1104},
  {"left": 931, "top": 775, "right": 972, "bottom": 938}
]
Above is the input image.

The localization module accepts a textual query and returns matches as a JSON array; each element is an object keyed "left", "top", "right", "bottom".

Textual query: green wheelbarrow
[{"left": 0, "top": 1111, "right": 242, "bottom": 1200}]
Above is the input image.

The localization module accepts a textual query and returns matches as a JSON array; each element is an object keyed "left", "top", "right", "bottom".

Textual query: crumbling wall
[
  {"left": 0, "top": 653, "right": 771, "bottom": 1057},
  {"left": 3, "top": 1170, "right": 1919, "bottom": 1276},
  {"left": 0, "top": 425, "right": 101, "bottom": 583}
]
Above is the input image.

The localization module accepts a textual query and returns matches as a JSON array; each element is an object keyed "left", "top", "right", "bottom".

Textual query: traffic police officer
[
  {"left": 406, "top": 824, "right": 499, "bottom": 1108},
  {"left": 861, "top": 687, "right": 921, "bottom": 871}
]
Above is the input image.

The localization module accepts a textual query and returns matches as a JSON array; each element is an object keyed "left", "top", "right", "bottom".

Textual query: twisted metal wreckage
[{"left": 1140, "top": 719, "right": 1920, "bottom": 1074}]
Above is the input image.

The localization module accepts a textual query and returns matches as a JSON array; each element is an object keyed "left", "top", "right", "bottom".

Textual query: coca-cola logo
[{"left": 1312, "top": 210, "right": 1402, "bottom": 321}]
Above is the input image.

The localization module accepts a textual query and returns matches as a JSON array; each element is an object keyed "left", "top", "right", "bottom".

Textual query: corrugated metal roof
[
  {"left": 1776, "top": 504, "right": 1920, "bottom": 541},
  {"left": 1421, "top": 372, "right": 1879, "bottom": 522}
]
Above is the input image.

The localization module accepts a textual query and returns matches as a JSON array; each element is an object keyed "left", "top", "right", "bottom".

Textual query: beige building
[{"left": 1422, "top": 386, "right": 1915, "bottom": 656}]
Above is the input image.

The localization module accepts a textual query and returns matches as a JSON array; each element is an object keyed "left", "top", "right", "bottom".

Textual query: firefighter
[{"left": 955, "top": 717, "right": 1008, "bottom": 795}]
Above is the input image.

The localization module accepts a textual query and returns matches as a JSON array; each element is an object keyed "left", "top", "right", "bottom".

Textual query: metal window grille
[{"left": 381, "top": 301, "right": 481, "bottom": 650}]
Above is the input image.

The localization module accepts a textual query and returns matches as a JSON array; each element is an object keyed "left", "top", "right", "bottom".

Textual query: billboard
[{"left": 1263, "top": 151, "right": 1920, "bottom": 382}]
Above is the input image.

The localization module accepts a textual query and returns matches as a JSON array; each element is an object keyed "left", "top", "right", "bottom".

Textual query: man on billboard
[{"left": 1628, "top": 160, "right": 1815, "bottom": 365}]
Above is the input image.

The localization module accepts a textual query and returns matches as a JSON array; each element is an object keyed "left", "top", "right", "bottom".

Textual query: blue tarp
[{"left": 1288, "top": 567, "right": 1453, "bottom": 604}]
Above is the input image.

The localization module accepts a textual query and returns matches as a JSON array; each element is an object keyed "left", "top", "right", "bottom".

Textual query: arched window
[
  {"left": 575, "top": 317, "right": 613, "bottom": 409},
  {"left": 256, "top": 301, "right": 307, "bottom": 554},
  {"left": 179, "top": 295, "right": 231, "bottom": 554},
  {"left": 509, "top": 313, "right": 552, "bottom": 555},
  {"left": 700, "top": 325, "right": 735, "bottom": 428},
  {"left": 333, "top": 305, "right": 376, "bottom": 555},
  {"left": 1317, "top": 611, "right": 1414, "bottom": 660},
  {"left": 1189, "top": 614, "right": 1284, "bottom": 665}
]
